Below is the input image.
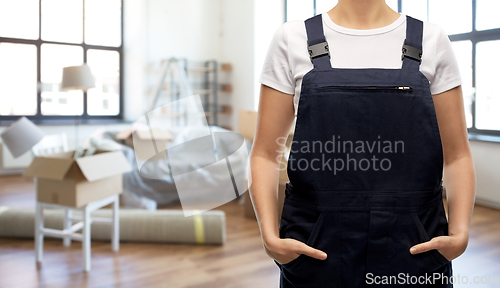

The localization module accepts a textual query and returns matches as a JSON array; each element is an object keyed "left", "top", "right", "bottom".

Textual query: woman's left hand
[{"left": 409, "top": 231, "right": 469, "bottom": 261}]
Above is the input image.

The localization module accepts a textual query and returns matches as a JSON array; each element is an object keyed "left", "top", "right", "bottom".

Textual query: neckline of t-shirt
[{"left": 322, "top": 12, "right": 406, "bottom": 36}]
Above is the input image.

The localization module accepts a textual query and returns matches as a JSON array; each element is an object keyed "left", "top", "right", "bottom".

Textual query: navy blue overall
[{"left": 274, "top": 15, "right": 453, "bottom": 287}]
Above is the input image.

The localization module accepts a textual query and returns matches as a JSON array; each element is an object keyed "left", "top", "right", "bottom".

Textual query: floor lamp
[{"left": 61, "top": 64, "right": 95, "bottom": 155}]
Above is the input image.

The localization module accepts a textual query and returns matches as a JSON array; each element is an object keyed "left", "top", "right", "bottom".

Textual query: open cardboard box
[{"left": 23, "top": 150, "right": 132, "bottom": 207}]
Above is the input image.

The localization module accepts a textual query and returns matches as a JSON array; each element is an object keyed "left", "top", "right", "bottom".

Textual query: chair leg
[
  {"left": 63, "top": 209, "right": 72, "bottom": 247},
  {"left": 112, "top": 194, "right": 119, "bottom": 252},
  {"left": 35, "top": 202, "right": 44, "bottom": 263},
  {"left": 82, "top": 206, "right": 91, "bottom": 272}
]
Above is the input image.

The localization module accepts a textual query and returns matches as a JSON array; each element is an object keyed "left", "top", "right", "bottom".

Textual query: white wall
[
  {"left": 219, "top": 0, "right": 285, "bottom": 128},
  {"left": 254, "top": 0, "right": 286, "bottom": 110},
  {"left": 122, "top": 0, "right": 285, "bottom": 128},
  {"left": 220, "top": 0, "right": 256, "bottom": 129},
  {"left": 144, "top": 0, "right": 224, "bottom": 112},
  {"left": 123, "top": 0, "right": 224, "bottom": 122},
  {"left": 470, "top": 140, "right": 500, "bottom": 209},
  {"left": 126, "top": 0, "right": 285, "bottom": 129},
  {"left": 146, "top": 0, "right": 223, "bottom": 62},
  {"left": 123, "top": 0, "right": 147, "bottom": 122}
]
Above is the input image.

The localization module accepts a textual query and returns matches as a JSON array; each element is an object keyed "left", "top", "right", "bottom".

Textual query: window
[
  {"left": 0, "top": 0, "right": 123, "bottom": 122},
  {"left": 402, "top": 0, "right": 500, "bottom": 135},
  {"left": 286, "top": 0, "right": 500, "bottom": 137}
]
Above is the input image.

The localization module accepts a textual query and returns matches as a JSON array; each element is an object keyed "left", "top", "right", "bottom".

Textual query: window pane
[
  {"left": 85, "top": 0, "right": 122, "bottom": 47},
  {"left": 86, "top": 50, "right": 120, "bottom": 116},
  {"left": 41, "top": 0, "right": 83, "bottom": 43},
  {"left": 41, "top": 44, "right": 83, "bottom": 115},
  {"left": 428, "top": 0, "right": 472, "bottom": 35},
  {"left": 475, "top": 40, "right": 500, "bottom": 130},
  {"left": 476, "top": 0, "right": 500, "bottom": 31},
  {"left": 451, "top": 41, "right": 473, "bottom": 128},
  {"left": 286, "top": 0, "right": 314, "bottom": 21},
  {"left": 0, "top": 43, "right": 37, "bottom": 115},
  {"left": 402, "top": 0, "right": 428, "bottom": 22},
  {"left": 0, "top": 0, "right": 39, "bottom": 39},
  {"left": 315, "top": 0, "right": 337, "bottom": 15}
]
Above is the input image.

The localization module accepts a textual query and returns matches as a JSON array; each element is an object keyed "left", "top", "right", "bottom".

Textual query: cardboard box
[
  {"left": 116, "top": 128, "right": 172, "bottom": 149},
  {"left": 23, "top": 150, "right": 133, "bottom": 207},
  {"left": 238, "top": 109, "right": 295, "bottom": 145},
  {"left": 238, "top": 110, "right": 258, "bottom": 141}
]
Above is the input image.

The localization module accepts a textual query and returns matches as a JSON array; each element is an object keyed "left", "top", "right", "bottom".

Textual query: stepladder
[{"left": 34, "top": 194, "right": 120, "bottom": 272}]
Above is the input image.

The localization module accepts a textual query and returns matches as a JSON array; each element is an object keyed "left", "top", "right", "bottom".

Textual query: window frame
[
  {"left": 448, "top": 0, "right": 500, "bottom": 137},
  {"left": 285, "top": 0, "right": 500, "bottom": 139},
  {"left": 0, "top": 0, "right": 124, "bottom": 123}
]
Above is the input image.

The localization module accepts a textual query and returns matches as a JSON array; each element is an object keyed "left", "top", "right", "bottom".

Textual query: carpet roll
[{"left": 0, "top": 207, "right": 225, "bottom": 245}]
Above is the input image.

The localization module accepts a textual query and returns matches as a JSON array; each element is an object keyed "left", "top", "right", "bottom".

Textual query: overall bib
[{"left": 274, "top": 15, "right": 453, "bottom": 287}]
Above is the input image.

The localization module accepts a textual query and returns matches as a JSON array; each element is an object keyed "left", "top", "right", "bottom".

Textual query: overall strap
[
  {"left": 305, "top": 14, "right": 332, "bottom": 69},
  {"left": 402, "top": 15, "right": 423, "bottom": 71}
]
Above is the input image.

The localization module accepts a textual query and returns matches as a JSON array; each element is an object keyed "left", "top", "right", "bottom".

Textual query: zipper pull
[{"left": 397, "top": 86, "right": 411, "bottom": 90}]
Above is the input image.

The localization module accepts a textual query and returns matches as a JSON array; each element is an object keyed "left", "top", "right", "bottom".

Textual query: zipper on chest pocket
[{"left": 315, "top": 86, "right": 413, "bottom": 92}]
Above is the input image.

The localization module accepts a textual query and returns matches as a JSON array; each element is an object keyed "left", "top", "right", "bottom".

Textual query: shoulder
[
  {"left": 422, "top": 20, "right": 444, "bottom": 34},
  {"left": 284, "top": 19, "right": 307, "bottom": 34},
  {"left": 419, "top": 19, "right": 462, "bottom": 94},
  {"left": 272, "top": 20, "right": 307, "bottom": 44},
  {"left": 420, "top": 19, "right": 454, "bottom": 63},
  {"left": 422, "top": 21, "right": 448, "bottom": 43}
]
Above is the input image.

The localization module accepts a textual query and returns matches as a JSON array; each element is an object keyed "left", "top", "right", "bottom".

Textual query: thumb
[
  {"left": 410, "top": 236, "right": 443, "bottom": 255},
  {"left": 296, "top": 241, "right": 327, "bottom": 260}
]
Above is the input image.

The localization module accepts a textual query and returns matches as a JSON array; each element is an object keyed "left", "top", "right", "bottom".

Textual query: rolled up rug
[{"left": 0, "top": 207, "right": 225, "bottom": 245}]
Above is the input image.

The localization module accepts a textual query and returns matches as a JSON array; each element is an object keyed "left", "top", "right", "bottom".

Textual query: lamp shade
[
  {"left": 0, "top": 117, "right": 44, "bottom": 158},
  {"left": 61, "top": 64, "right": 95, "bottom": 91}
]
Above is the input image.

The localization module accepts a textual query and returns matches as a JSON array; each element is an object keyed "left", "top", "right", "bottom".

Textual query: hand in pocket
[
  {"left": 409, "top": 232, "right": 469, "bottom": 262},
  {"left": 265, "top": 237, "right": 328, "bottom": 265}
]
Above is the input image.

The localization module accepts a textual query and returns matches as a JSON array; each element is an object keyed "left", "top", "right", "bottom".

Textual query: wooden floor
[{"left": 0, "top": 175, "right": 499, "bottom": 288}]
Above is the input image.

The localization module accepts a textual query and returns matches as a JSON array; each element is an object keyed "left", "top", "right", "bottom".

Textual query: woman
[{"left": 249, "top": 0, "right": 476, "bottom": 287}]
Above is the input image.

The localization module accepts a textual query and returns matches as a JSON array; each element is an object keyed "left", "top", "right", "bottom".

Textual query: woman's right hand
[{"left": 264, "top": 236, "right": 328, "bottom": 265}]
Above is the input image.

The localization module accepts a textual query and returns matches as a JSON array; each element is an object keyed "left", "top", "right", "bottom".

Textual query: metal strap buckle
[
  {"left": 401, "top": 40, "right": 422, "bottom": 63},
  {"left": 308, "top": 42, "right": 330, "bottom": 61}
]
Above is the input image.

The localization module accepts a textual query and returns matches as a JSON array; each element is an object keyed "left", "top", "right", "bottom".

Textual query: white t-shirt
[{"left": 259, "top": 12, "right": 463, "bottom": 115}]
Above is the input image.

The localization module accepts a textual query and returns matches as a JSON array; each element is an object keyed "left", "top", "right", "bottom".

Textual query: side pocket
[
  {"left": 280, "top": 210, "right": 328, "bottom": 268},
  {"left": 410, "top": 212, "right": 450, "bottom": 265}
]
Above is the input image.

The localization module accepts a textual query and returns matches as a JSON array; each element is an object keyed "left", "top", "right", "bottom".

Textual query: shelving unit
[
  {"left": 186, "top": 60, "right": 233, "bottom": 129},
  {"left": 149, "top": 58, "right": 233, "bottom": 130}
]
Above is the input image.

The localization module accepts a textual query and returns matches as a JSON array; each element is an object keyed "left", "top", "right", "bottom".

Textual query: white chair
[{"left": 32, "top": 133, "right": 119, "bottom": 272}]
